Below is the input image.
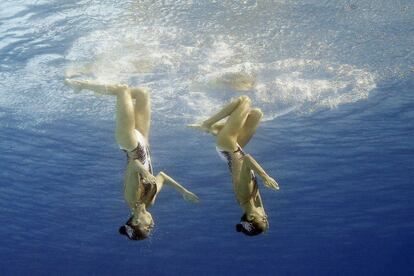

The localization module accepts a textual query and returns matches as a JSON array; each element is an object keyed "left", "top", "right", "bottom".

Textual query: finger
[
  {"left": 265, "top": 182, "right": 277, "bottom": 190},
  {"left": 272, "top": 183, "right": 279, "bottom": 190},
  {"left": 193, "top": 195, "right": 200, "bottom": 203}
]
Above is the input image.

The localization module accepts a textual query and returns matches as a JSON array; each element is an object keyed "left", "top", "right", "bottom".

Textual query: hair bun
[
  {"left": 119, "top": 225, "right": 127, "bottom": 235},
  {"left": 236, "top": 224, "right": 243, "bottom": 232}
]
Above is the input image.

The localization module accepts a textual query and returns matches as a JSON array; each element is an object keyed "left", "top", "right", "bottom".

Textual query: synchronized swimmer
[
  {"left": 65, "top": 78, "right": 279, "bottom": 239},
  {"left": 189, "top": 96, "right": 279, "bottom": 236},
  {"left": 65, "top": 79, "right": 199, "bottom": 240}
]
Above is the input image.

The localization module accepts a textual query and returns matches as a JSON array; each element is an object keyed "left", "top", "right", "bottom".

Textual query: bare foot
[
  {"left": 64, "top": 78, "right": 83, "bottom": 93},
  {"left": 187, "top": 123, "right": 211, "bottom": 133},
  {"left": 64, "top": 79, "right": 129, "bottom": 95},
  {"left": 182, "top": 190, "right": 200, "bottom": 203}
]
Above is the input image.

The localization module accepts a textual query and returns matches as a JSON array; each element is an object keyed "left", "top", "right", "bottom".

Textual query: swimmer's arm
[
  {"left": 243, "top": 154, "right": 279, "bottom": 190},
  {"left": 158, "top": 172, "right": 199, "bottom": 203},
  {"left": 131, "top": 160, "right": 158, "bottom": 188}
]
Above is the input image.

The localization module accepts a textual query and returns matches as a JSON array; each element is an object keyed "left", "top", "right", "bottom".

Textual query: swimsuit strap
[{"left": 233, "top": 145, "right": 246, "bottom": 156}]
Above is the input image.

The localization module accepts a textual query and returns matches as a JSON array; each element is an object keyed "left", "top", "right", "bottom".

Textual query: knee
[
  {"left": 237, "top": 96, "right": 251, "bottom": 111},
  {"left": 216, "top": 134, "right": 235, "bottom": 150},
  {"left": 250, "top": 108, "right": 263, "bottom": 119},
  {"left": 115, "top": 131, "right": 137, "bottom": 151},
  {"left": 115, "top": 86, "right": 133, "bottom": 99},
  {"left": 131, "top": 87, "right": 149, "bottom": 103},
  {"left": 239, "top": 95, "right": 251, "bottom": 105}
]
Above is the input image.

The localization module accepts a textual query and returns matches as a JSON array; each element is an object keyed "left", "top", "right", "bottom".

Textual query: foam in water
[
  {"left": 65, "top": 26, "right": 376, "bottom": 121},
  {"left": 0, "top": 1, "right": 381, "bottom": 129}
]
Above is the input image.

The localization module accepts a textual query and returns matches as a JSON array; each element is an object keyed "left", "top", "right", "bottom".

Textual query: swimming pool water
[{"left": 0, "top": 1, "right": 413, "bottom": 275}]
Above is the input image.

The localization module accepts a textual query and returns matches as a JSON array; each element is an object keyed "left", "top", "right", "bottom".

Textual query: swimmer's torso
[
  {"left": 125, "top": 129, "right": 152, "bottom": 173},
  {"left": 216, "top": 145, "right": 266, "bottom": 215},
  {"left": 122, "top": 130, "right": 158, "bottom": 207}
]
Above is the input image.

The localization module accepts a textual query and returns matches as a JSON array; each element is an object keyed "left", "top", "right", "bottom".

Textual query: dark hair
[
  {"left": 119, "top": 216, "right": 151, "bottom": 240},
  {"left": 235, "top": 214, "right": 268, "bottom": 236}
]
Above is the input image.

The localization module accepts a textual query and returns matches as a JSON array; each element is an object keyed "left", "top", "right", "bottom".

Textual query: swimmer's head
[
  {"left": 236, "top": 213, "right": 269, "bottom": 236},
  {"left": 119, "top": 212, "right": 154, "bottom": 240}
]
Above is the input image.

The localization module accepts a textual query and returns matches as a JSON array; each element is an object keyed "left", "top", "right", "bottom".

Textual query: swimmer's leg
[
  {"left": 64, "top": 79, "right": 137, "bottom": 148},
  {"left": 206, "top": 107, "right": 262, "bottom": 145},
  {"left": 237, "top": 108, "right": 263, "bottom": 148},
  {"left": 216, "top": 96, "right": 251, "bottom": 151},
  {"left": 130, "top": 87, "right": 151, "bottom": 140},
  {"left": 115, "top": 88, "right": 138, "bottom": 150},
  {"left": 209, "top": 122, "right": 225, "bottom": 136},
  {"left": 155, "top": 172, "right": 199, "bottom": 203},
  {"left": 187, "top": 96, "right": 245, "bottom": 133},
  {"left": 64, "top": 79, "right": 129, "bottom": 96}
]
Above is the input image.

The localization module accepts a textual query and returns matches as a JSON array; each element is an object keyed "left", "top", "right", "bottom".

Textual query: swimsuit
[
  {"left": 216, "top": 145, "right": 258, "bottom": 202},
  {"left": 120, "top": 129, "right": 156, "bottom": 203},
  {"left": 122, "top": 129, "right": 153, "bottom": 174}
]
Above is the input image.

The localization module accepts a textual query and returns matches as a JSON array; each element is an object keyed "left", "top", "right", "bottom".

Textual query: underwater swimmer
[
  {"left": 189, "top": 96, "right": 279, "bottom": 236},
  {"left": 65, "top": 79, "right": 199, "bottom": 240}
]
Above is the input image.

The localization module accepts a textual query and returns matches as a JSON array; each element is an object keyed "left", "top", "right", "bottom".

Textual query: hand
[
  {"left": 187, "top": 122, "right": 211, "bottom": 133},
  {"left": 264, "top": 176, "right": 279, "bottom": 191},
  {"left": 182, "top": 190, "right": 200, "bottom": 203},
  {"left": 141, "top": 170, "right": 157, "bottom": 186}
]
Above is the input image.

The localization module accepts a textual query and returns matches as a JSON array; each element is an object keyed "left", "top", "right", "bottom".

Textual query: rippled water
[{"left": 0, "top": 0, "right": 413, "bottom": 275}]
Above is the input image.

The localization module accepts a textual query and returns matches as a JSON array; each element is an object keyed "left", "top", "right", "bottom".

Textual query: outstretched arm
[
  {"left": 158, "top": 172, "right": 200, "bottom": 203},
  {"left": 244, "top": 154, "right": 279, "bottom": 190}
]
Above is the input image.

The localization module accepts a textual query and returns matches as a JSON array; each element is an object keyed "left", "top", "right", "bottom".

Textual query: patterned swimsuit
[
  {"left": 216, "top": 145, "right": 258, "bottom": 202},
  {"left": 122, "top": 129, "right": 156, "bottom": 202}
]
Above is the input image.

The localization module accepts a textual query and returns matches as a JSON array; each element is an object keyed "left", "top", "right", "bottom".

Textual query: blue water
[{"left": 1, "top": 1, "right": 413, "bottom": 275}]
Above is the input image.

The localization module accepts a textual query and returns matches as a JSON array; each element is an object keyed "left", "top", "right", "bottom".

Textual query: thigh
[
  {"left": 132, "top": 88, "right": 151, "bottom": 139},
  {"left": 217, "top": 96, "right": 251, "bottom": 150},
  {"left": 134, "top": 104, "right": 150, "bottom": 140},
  {"left": 115, "top": 90, "right": 138, "bottom": 150},
  {"left": 237, "top": 108, "right": 263, "bottom": 148}
]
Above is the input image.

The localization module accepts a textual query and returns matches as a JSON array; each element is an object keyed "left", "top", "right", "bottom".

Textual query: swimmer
[
  {"left": 65, "top": 79, "right": 199, "bottom": 240},
  {"left": 188, "top": 96, "right": 278, "bottom": 236}
]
